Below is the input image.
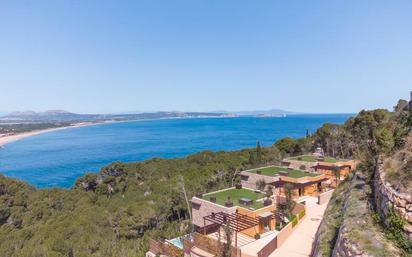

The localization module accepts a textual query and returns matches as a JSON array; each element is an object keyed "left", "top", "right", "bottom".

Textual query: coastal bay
[
  {"left": 0, "top": 114, "right": 351, "bottom": 188},
  {"left": 0, "top": 122, "right": 100, "bottom": 147}
]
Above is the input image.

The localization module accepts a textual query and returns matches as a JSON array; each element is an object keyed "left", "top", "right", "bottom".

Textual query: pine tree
[{"left": 256, "top": 141, "right": 262, "bottom": 164}]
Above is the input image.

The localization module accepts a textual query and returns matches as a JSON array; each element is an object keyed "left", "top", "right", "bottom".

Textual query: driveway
[{"left": 269, "top": 197, "right": 329, "bottom": 257}]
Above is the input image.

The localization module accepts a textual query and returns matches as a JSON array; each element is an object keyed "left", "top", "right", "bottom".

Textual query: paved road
[{"left": 269, "top": 198, "right": 329, "bottom": 257}]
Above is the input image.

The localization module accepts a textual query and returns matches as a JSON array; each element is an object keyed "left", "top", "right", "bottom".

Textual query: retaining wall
[{"left": 374, "top": 161, "right": 412, "bottom": 239}]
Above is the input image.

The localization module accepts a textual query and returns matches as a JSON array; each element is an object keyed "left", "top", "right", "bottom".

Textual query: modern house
[
  {"left": 281, "top": 155, "right": 356, "bottom": 182},
  {"left": 191, "top": 187, "right": 276, "bottom": 238},
  {"left": 146, "top": 153, "right": 350, "bottom": 257},
  {"left": 147, "top": 185, "right": 306, "bottom": 257},
  {"left": 239, "top": 166, "right": 328, "bottom": 198}
]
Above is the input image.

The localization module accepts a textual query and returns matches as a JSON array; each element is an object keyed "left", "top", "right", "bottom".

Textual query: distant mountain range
[
  {"left": 0, "top": 109, "right": 294, "bottom": 123},
  {"left": 2, "top": 110, "right": 100, "bottom": 122},
  {"left": 231, "top": 109, "right": 296, "bottom": 117},
  {"left": 0, "top": 110, "right": 233, "bottom": 123}
]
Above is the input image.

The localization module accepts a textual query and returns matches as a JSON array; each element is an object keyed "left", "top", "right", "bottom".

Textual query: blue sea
[{"left": 0, "top": 114, "right": 352, "bottom": 188}]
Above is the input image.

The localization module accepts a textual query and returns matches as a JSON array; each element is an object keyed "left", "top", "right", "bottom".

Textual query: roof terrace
[
  {"left": 203, "top": 188, "right": 266, "bottom": 210},
  {"left": 248, "top": 166, "right": 320, "bottom": 178},
  {"left": 287, "top": 155, "right": 346, "bottom": 163}
]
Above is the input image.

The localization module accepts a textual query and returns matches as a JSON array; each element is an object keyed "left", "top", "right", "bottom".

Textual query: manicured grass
[
  {"left": 288, "top": 155, "right": 342, "bottom": 163},
  {"left": 249, "top": 166, "right": 320, "bottom": 178},
  {"left": 204, "top": 188, "right": 266, "bottom": 209}
]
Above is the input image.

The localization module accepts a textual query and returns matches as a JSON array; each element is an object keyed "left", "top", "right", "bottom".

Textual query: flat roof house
[
  {"left": 147, "top": 185, "right": 307, "bottom": 257},
  {"left": 191, "top": 187, "right": 275, "bottom": 237},
  {"left": 146, "top": 161, "right": 341, "bottom": 257},
  {"left": 281, "top": 155, "right": 356, "bottom": 183},
  {"left": 239, "top": 166, "right": 328, "bottom": 198}
]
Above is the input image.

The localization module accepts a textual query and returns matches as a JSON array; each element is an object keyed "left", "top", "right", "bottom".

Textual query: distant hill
[
  {"left": 0, "top": 108, "right": 298, "bottom": 123},
  {"left": 0, "top": 110, "right": 231, "bottom": 123},
  {"left": 209, "top": 109, "right": 296, "bottom": 117},
  {"left": 2, "top": 110, "right": 100, "bottom": 122},
  {"left": 233, "top": 109, "right": 296, "bottom": 117}
]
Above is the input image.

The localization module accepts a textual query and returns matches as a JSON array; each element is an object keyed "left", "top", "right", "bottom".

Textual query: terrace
[
  {"left": 203, "top": 188, "right": 266, "bottom": 210},
  {"left": 247, "top": 166, "right": 321, "bottom": 178},
  {"left": 287, "top": 155, "right": 344, "bottom": 163}
]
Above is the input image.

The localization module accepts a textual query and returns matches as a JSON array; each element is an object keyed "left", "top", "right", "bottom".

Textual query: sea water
[{"left": 0, "top": 115, "right": 352, "bottom": 188}]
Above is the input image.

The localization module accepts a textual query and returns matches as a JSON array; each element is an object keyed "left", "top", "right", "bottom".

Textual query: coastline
[
  {"left": 0, "top": 121, "right": 105, "bottom": 148},
  {"left": 0, "top": 114, "right": 350, "bottom": 149},
  {"left": 0, "top": 116, "right": 229, "bottom": 148}
]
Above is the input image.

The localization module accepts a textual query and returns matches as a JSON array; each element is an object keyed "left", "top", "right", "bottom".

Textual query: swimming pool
[{"left": 167, "top": 237, "right": 183, "bottom": 249}]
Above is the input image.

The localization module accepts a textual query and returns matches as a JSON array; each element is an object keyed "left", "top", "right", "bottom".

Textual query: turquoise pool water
[{"left": 168, "top": 238, "right": 183, "bottom": 249}]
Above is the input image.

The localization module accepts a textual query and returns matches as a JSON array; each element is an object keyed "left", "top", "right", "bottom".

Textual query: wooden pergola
[{"left": 203, "top": 212, "right": 260, "bottom": 247}]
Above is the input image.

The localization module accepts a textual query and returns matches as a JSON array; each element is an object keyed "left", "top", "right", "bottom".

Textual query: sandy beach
[{"left": 0, "top": 122, "right": 99, "bottom": 148}]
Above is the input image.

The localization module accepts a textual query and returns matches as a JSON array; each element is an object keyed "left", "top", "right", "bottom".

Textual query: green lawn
[
  {"left": 204, "top": 188, "right": 266, "bottom": 209},
  {"left": 288, "top": 155, "right": 343, "bottom": 163},
  {"left": 249, "top": 166, "right": 320, "bottom": 178}
]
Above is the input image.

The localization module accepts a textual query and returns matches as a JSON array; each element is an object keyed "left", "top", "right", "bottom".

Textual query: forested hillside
[
  {"left": 312, "top": 100, "right": 412, "bottom": 257},
  {"left": 0, "top": 100, "right": 411, "bottom": 257},
  {"left": 0, "top": 146, "right": 283, "bottom": 257}
]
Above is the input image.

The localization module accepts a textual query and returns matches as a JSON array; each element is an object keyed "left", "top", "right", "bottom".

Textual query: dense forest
[
  {"left": 0, "top": 99, "right": 411, "bottom": 257},
  {"left": 0, "top": 122, "right": 72, "bottom": 135}
]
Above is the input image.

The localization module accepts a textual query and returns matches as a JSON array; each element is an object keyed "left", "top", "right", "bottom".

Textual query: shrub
[
  {"left": 0, "top": 208, "right": 10, "bottom": 224},
  {"left": 255, "top": 179, "right": 266, "bottom": 191},
  {"left": 265, "top": 185, "right": 273, "bottom": 197},
  {"left": 95, "top": 184, "right": 108, "bottom": 195},
  {"left": 384, "top": 209, "right": 412, "bottom": 254},
  {"left": 291, "top": 215, "right": 298, "bottom": 227},
  {"left": 298, "top": 209, "right": 305, "bottom": 219}
]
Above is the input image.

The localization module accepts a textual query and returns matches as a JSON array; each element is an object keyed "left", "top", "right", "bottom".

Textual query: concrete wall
[
  {"left": 275, "top": 222, "right": 293, "bottom": 247},
  {"left": 241, "top": 252, "right": 256, "bottom": 257},
  {"left": 237, "top": 205, "right": 276, "bottom": 237},
  {"left": 318, "top": 189, "right": 334, "bottom": 205}
]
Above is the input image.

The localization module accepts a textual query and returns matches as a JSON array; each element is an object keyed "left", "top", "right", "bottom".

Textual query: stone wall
[
  {"left": 331, "top": 229, "right": 366, "bottom": 257},
  {"left": 191, "top": 196, "right": 237, "bottom": 227},
  {"left": 311, "top": 166, "right": 403, "bottom": 257},
  {"left": 281, "top": 160, "right": 316, "bottom": 171},
  {"left": 330, "top": 174, "right": 376, "bottom": 257},
  {"left": 374, "top": 161, "right": 412, "bottom": 239},
  {"left": 240, "top": 171, "right": 278, "bottom": 190}
]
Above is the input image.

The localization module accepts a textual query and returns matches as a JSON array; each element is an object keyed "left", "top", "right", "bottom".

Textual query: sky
[{"left": 1, "top": 1, "right": 411, "bottom": 114}]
